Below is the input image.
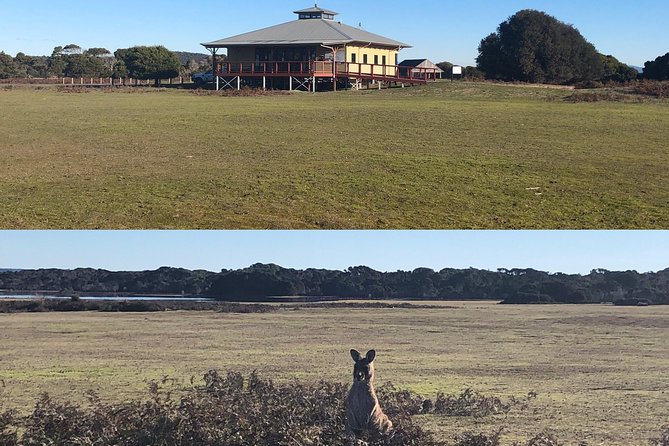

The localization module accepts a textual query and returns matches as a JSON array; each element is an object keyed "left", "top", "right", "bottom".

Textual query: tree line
[
  {"left": 0, "top": 264, "right": 667, "bottom": 305},
  {"left": 0, "top": 43, "right": 215, "bottom": 84},
  {"left": 3, "top": 10, "right": 667, "bottom": 87}
]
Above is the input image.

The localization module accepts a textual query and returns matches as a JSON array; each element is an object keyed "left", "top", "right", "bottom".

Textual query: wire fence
[{"left": 0, "top": 77, "right": 194, "bottom": 86}]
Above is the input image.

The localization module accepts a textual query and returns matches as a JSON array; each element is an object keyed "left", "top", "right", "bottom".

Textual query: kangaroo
[{"left": 345, "top": 349, "right": 393, "bottom": 440}]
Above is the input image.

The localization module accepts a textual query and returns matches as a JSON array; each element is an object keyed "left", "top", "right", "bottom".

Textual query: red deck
[{"left": 215, "top": 61, "right": 438, "bottom": 85}]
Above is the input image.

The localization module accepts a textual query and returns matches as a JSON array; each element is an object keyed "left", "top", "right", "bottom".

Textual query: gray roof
[
  {"left": 294, "top": 5, "right": 338, "bottom": 15},
  {"left": 202, "top": 18, "right": 410, "bottom": 49}
]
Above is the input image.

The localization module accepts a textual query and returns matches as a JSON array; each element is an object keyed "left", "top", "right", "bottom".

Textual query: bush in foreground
[
  {"left": 13, "top": 371, "right": 443, "bottom": 446},
  {"left": 9, "top": 371, "right": 637, "bottom": 446},
  {"left": 651, "top": 425, "right": 669, "bottom": 446}
]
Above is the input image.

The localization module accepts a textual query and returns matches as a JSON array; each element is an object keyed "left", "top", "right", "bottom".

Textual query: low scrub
[
  {"left": 453, "top": 430, "right": 503, "bottom": 446},
  {"left": 0, "top": 299, "right": 278, "bottom": 314},
  {"left": 6, "top": 371, "right": 634, "bottom": 446},
  {"left": 434, "top": 389, "right": 537, "bottom": 418},
  {"left": 7, "top": 371, "right": 441, "bottom": 446},
  {"left": 651, "top": 425, "right": 669, "bottom": 446},
  {"left": 523, "top": 431, "right": 560, "bottom": 446},
  {"left": 632, "top": 80, "right": 669, "bottom": 98}
]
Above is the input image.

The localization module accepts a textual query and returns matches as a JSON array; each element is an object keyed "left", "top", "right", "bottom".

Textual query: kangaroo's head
[{"left": 350, "top": 349, "right": 376, "bottom": 383}]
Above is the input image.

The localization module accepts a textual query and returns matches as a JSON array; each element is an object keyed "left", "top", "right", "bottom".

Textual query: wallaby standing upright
[{"left": 345, "top": 349, "right": 393, "bottom": 439}]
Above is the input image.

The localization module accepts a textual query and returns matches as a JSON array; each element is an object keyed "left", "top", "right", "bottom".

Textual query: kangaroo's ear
[
  {"left": 366, "top": 350, "right": 376, "bottom": 362},
  {"left": 350, "top": 349, "right": 362, "bottom": 362}
]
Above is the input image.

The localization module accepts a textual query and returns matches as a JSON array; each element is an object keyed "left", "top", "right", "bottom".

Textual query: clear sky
[
  {"left": 1, "top": 0, "right": 666, "bottom": 67},
  {"left": 0, "top": 231, "right": 667, "bottom": 275}
]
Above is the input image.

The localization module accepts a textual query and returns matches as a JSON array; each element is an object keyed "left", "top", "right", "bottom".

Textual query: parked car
[{"left": 192, "top": 71, "right": 215, "bottom": 84}]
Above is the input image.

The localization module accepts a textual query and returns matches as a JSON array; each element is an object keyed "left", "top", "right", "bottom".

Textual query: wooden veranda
[{"left": 213, "top": 61, "right": 437, "bottom": 91}]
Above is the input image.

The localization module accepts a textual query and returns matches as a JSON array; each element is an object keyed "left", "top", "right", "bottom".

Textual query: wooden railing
[{"left": 216, "top": 61, "right": 438, "bottom": 83}]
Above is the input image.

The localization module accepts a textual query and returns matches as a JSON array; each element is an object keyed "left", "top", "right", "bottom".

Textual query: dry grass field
[
  {"left": 1, "top": 82, "right": 668, "bottom": 229},
  {"left": 1, "top": 302, "right": 667, "bottom": 445}
]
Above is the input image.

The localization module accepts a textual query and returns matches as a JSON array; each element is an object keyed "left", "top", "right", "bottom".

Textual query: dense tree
[
  {"left": 476, "top": 9, "right": 603, "bottom": 84},
  {"left": 643, "top": 52, "right": 669, "bottom": 80},
  {"left": 62, "top": 44, "right": 83, "bottom": 55},
  {"left": 0, "top": 52, "right": 17, "bottom": 78},
  {"left": 600, "top": 54, "right": 638, "bottom": 83},
  {"left": 436, "top": 61, "right": 453, "bottom": 74},
  {"left": 115, "top": 46, "right": 181, "bottom": 85},
  {"left": 208, "top": 264, "right": 305, "bottom": 299},
  {"left": 49, "top": 46, "right": 67, "bottom": 76},
  {"left": 463, "top": 66, "right": 485, "bottom": 80},
  {"left": 1, "top": 265, "right": 668, "bottom": 305},
  {"left": 63, "top": 54, "right": 111, "bottom": 77},
  {"left": 84, "top": 47, "right": 111, "bottom": 58}
]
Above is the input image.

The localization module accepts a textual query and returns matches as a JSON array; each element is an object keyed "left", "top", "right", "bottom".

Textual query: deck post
[
  {"left": 312, "top": 76, "right": 316, "bottom": 93},
  {"left": 237, "top": 76, "right": 241, "bottom": 91},
  {"left": 289, "top": 76, "right": 293, "bottom": 91},
  {"left": 216, "top": 75, "right": 219, "bottom": 91},
  {"left": 263, "top": 76, "right": 266, "bottom": 90}
]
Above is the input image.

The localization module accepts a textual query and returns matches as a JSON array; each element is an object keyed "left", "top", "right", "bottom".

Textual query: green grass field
[
  {"left": 1, "top": 82, "right": 667, "bottom": 229},
  {"left": 1, "top": 302, "right": 667, "bottom": 445}
]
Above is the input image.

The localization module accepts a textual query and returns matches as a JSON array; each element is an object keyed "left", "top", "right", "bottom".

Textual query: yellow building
[{"left": 202, "top": 5, "right": 431, "bottom": 90}]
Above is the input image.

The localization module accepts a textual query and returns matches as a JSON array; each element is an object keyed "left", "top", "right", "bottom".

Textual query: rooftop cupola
[{"left": 294, "top": 4, "right": 338, "bottom": 20}]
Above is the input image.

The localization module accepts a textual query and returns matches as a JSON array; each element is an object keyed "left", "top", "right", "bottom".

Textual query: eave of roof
[{"left": 202, "top": 18, "right": 410, "bottom": 49}]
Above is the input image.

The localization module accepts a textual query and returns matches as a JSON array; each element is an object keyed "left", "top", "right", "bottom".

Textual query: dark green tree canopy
[
  {"left": 476, "top": 9, "right": 603, "bottom": 84},
  {"left": 0, "top": 52, "right": 17, "bottom": 79},
  {"left": 643, "top": 52, "right": 669, "bottom": 80},
  {"left": 84, "top": 47, "right": 111, "bottom": 58},
  {"left": 1, "top": 264, "right": 668, "bottom": 305},
  {"left": 63, "top": 54, "right": 111, "bottom": 77},
  {"left": 600, "top": 54, "right": 638, "bottom": 83},
  {"left": 115, "top": 46, "right": 181, "bottom": 83}
]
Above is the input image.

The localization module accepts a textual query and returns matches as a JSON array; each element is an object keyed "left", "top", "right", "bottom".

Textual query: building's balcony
[{"left": 215, "top": 61, "right": 439, "bottom": 83}]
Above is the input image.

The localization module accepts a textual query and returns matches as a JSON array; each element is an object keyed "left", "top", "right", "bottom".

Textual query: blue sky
[
  {"left": 0, "top": 231, "right": 667, "bottom": 274},
  {"left": 1, "top": 0, "right": 666, "bottom": 67}
]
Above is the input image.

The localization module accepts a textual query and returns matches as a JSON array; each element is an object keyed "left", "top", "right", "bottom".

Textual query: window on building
[
  {"left": 351, "top": 53, "right": 357, "bottom": 63},
  {"left": 374, "top": 55, "right": 379, "bottom": 65},
  {"left": 363, "top": 54, "right": 368, "bottom": 64},
  {"left": 382, "top": 56, "right": 387, "bottom": 66}
]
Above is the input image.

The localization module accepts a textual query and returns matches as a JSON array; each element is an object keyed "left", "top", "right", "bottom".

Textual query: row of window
[
  {"left": 298, "top": 13, "right": 335, "bottom": 20},
  {"left": 350, "top": 54, "right": 397, "bottom": 65}
]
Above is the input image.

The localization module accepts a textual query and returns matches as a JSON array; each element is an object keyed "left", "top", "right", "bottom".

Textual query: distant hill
[
  {"left": 631, "top": 65, "right": 643, "bottom": 73},
  {"left": 174, "top": 51, "right": 210, "bottom": 65}
]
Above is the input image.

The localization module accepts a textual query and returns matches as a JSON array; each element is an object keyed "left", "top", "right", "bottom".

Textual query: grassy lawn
[
  {"left": 1, "top": 302, "right": 667, "bottom": 445},
  {"left": 0, "top": 82, "right": 667, "bottom": 229}
]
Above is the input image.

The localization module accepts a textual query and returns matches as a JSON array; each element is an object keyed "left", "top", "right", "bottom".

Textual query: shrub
[
  {"left": 651, "top": 425, "right": 669, "bottom": 446},
  {"left": 632, "top": 80, "right": 669, "bottom": 98},
  {"left": 2, "top": 371, "right": 544, "bottom": 446},
  {"left": 434, "top": 388, "right": 512, "bottom": 418},
  {"left": 0, "top": 385, "right": 18, "bottom": 446},
  {"left": 453, "top": 429, "right": 503, "bottom": 446},
  {"left": 0, "top": 409, "right": 18, "bottom": 446},
  {"left": 525, "top": 431, "right": 561, "bottom": 446},
  {"left": 12, "top": 371, "right": 443, "bottom": 446},
  {"left": 0, "top": 299, "right": 279, "bottom": 314}
]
